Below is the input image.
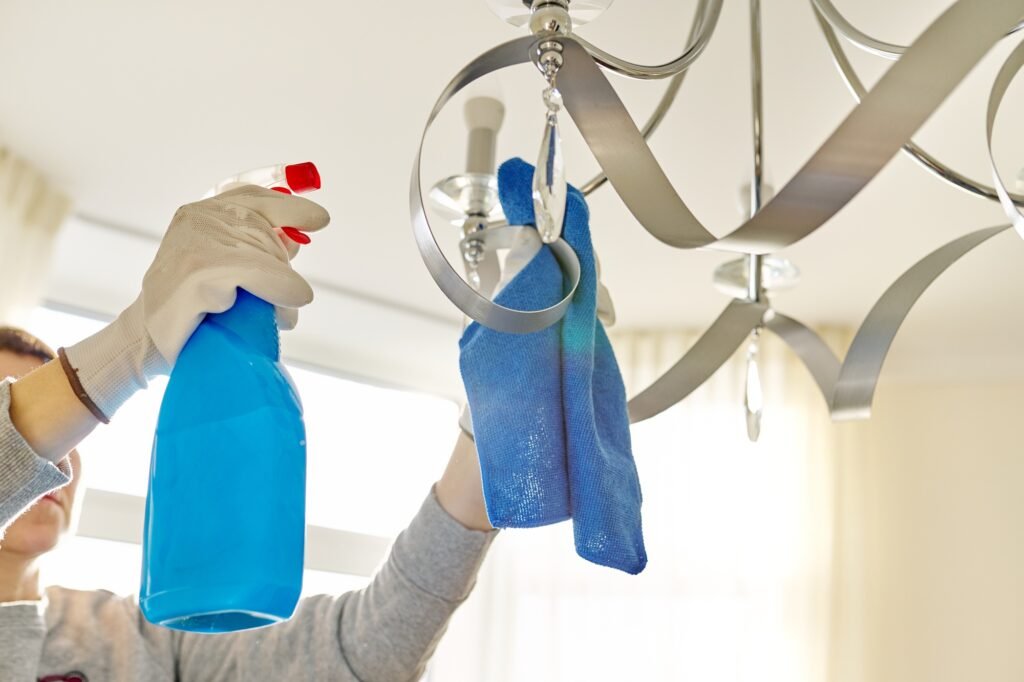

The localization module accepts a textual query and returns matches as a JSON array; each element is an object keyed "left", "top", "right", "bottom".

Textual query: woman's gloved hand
[
  {"left": 458, "top": 226, "right": 616, "bottom": 438},
  {"left": 61, "top": 186, "right": 330, "bottom": 422}
]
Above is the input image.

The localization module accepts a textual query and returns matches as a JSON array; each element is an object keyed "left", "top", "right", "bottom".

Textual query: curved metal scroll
[
  {"left": 813, "top": 6, "right": 1024, "bottom": 208},
  {"left": 627, "top": 300, "right": 768, "bottom": 423},
  {"left": 410, "top": 37, "right": 581, "bottom": 334},
  {"left": 579, "top": 0, "right": 715, "bottom": 196},
  {"left": 811, "top": 0, "right": 1024, "bottom": 60},
  {"left": 553, "top": 0, "right": 1024, "bottom": 254},
  {"left": 765, "top": 225, "right": 1012, "bottom": 421},
  {"left": 572, "top": 0, "right": 724, "bottom": 80},
  {"left": 986, "top": 37, "right": 1024, "bottom": 237},
  {"left": 412, "top": 1, "right": 1022, "bottom": 332}
]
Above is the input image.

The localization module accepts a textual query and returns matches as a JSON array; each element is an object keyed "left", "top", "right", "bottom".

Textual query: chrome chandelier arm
[
  {"left": 986, "top": 36, "right": 1024, "bottom": 235},
  {"left": 811, "top": 0, "right": 1024, "bottom": 60},
  {"left": 627, "top": 299, "right": 768, "bottom": 423},
  {"left": 573, "top": 0, "right": 724, "bottom": 81},
  {"left": 830, "top": 225, "right": 1011, "bottom": 420},
  {"left": 763, "top": 311, "right": 841, "bottom": 401},
  {"left": 629, "top": 225, "right": 1012, "bottom": 424},
  {"left": 552, "top": 0, "right": 1024, "bottom": 254},
  {"left": 765, "top": 225, "right": 1011, "bottom": 421},
  {"left": 579, "top": 0, "right": 712, "bottom": 196},
  {"left": 410, "top": 36, "right": 581, "bottom": 334},
  {"left": 813, "top": 5, "right": 1024, "bottom": 208}
]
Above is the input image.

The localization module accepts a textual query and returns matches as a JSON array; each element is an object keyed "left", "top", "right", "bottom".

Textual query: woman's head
[{"left": 0, "top": 326, "right": 82, "bottom": 557}]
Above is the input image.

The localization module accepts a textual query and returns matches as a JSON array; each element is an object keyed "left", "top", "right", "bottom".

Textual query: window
[{"left": 28, "top": 305, "right": 459, "bottom": 597}]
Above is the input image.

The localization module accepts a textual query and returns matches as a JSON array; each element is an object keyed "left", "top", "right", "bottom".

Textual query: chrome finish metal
[
  {"left": 813, "top": 7, "right": 1024, "bottom": 208},
  {"left": 579, "top": 0, "right": 710, "bottom": 196},
  {"left": 986, "top": 37, "right": 1024, "bottom": 237},
  {"left": 487, "top": 0, "right": 613, "bottom": 29},
  {"left": 411, "top": 36, "right": 581, "bottom": 333},
  {"left": 811, "top": 0, "right": 1024, "bottom": 60},
  {"left": 765, "top": 226, "right": 1012, "bottom": 420},
  {"left": 573, "top": 0, "right": 724, "bottom": 80},
  {"left": 429, "top": 174, "right": 501, "bottom": 225},
  {"left": 552, "top": 1, "right": 1022, "bottom": 254},
  {"left": 747, "top": 255, "right": 764, "bottom": 302},
  {"left": 746, "top": 0, "right": 765, "bottom": 304},
  {"left": 830, "top": 225, "right": 1010, "bottom": 419},
  {"left": 749, "top": 0, "right": 764, "bottom": 222},
  {"left": 764, "top": 312, "right": 841, "bottom": 403},
  {"left": 530, "top": 0, "right": 572, "bottom": 36},
  {"left": 536, "top": 46, "right": 564, "bottom": 75},
  {"left": 627, "top": 300, "right": 769, "bottom": 423},
  {"left": 713, "top": 256, "right": 800, "bottom": 299},
  {"left": 462, "top": 223, "right": 540, "bottom": 299},
  {"left": 742, "top": 0, "right": 766, "bottom": 441}
]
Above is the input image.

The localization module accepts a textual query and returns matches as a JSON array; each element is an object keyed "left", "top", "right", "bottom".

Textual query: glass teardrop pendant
[
  {"left": 533, "top": 87, "right": 566, "bottom": 244},
  {"left": 744, "top": 332, "right": 763, "bottom": 442}
]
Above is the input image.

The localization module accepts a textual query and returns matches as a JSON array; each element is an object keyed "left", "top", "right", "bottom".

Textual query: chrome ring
[{"left": 410, "top": 36, "right": 581, "bottom": 334}]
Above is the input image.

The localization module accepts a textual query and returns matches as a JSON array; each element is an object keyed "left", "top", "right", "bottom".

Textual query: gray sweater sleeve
[
  {"left": 175, "top": 489, "right": 497, "bottom": 682},
  {"left": 0, "top": 379, "right": 72, "bottom": 535}
]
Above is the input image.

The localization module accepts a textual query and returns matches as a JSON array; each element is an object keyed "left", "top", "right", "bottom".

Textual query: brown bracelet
[{"left": 57, "top": 347, "right": 110, "bottom": 424}]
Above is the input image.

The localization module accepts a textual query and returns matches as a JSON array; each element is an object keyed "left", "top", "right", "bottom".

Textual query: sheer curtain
[
  {"left": 0, "top": 147, "right": 70, "bottom": 325},
  {"left": 432, "top": 325, "right": 867, "bottom": 682}
]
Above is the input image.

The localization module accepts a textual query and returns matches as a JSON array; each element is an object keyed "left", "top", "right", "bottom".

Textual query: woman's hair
[{"left": 0, "top": 326, "right": 56, "bottom": 363}]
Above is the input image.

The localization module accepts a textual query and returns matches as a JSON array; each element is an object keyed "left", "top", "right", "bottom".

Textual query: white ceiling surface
[{"left": 2, "top": 0, "right": 1024, "bottom": 394}]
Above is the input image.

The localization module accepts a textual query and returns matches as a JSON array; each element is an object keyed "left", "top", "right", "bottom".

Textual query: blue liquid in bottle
[{"left": 140, "top": 290, "right": 306, "bottom": 632}]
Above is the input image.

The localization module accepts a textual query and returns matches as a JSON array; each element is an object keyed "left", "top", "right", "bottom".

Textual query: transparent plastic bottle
[{"left": 140, "top": 163, "right": 320, "bottom": 633}]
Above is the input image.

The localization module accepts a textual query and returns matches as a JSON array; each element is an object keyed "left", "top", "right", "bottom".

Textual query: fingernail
[
  {"left": 282, "top": 226, "right": 311, "bottom": 245},
  {"left": 272, "top": 186, "right": 293, "bottom": 194}
]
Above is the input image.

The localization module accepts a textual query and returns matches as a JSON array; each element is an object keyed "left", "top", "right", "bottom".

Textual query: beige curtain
[
  {"left": 432, "top": 325, "right": 868, "bottom": 682},
  {"left": 0, "top": 147, "right": 71, "bottom": 325}
]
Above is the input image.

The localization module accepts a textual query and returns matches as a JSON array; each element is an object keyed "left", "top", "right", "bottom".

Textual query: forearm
[
  {"left": 8, "top": 360, "right": 98, "bottom": 464},
  {"left": 434, "top": 430, "right": 492, "bottom": 532},
  {"left": 8, "top": 356, "right": 97, "bottom": 462},
  {"left": 0, "top": 380, "right": 71, "bottom": 532},
  {"left": 176, "top": 489, "right": 497, "bottom": 681},
  {"left": 340, "top": 488, "right": 496, "bottom": 681}
]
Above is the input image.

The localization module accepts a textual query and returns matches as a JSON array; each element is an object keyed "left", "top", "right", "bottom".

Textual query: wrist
[
  {"left": 63, "top": 302, "right": 168, "bottom": 420},
  {"left": 435, "top": 431, "right": 492, "bottom": 532}
]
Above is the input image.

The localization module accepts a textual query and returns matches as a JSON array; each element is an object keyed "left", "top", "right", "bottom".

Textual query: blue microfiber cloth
[{"left": 459, "top": 157, "right": 647, "bottom": 574}]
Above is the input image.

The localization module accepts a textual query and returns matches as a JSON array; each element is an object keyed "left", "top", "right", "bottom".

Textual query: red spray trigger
[{"left": 284, "top": 162, "right": 321, "bottom": 194}]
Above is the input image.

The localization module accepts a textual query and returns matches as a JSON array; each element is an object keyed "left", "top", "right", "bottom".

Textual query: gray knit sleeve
[
  {"left": 174, "top": 488, "right": 497, "bottom": 681},
  {"left": 0, "top": 379, "right": 71, "bottom": 534}
]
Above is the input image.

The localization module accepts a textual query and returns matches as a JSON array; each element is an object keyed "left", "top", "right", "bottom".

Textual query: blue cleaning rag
[{"left": 459, "top": 158, "right": 647, "bottom": 574}]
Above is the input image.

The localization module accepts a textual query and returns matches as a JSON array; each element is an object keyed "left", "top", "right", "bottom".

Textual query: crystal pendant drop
[
  {"left": 533, "top": 87, "right": 566, "bottom": 244},
  {"left": 744, "top": 332, "right": 763, "bottom": 442}
]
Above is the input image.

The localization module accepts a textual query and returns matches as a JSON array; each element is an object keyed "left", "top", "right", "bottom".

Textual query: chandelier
[{"left": 410, "top": 0, "right": 1024, "bottom": 440}]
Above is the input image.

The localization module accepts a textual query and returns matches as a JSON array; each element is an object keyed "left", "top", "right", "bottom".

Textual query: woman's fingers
[{"left": 215, "top": 185, "right": 331, "bottom": 235}]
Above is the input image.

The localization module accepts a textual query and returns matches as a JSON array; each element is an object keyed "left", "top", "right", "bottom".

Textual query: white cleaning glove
[
  {"left": 62, "top": 185, "right": 330, "bottom": 422},
  {"left": 458, "top": 227, "right": 616, "bottom": 438}
]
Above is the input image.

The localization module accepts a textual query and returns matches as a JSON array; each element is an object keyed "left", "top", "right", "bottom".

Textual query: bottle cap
[{"left": 284, "top": 162, "right": 321, "bottom": 193}]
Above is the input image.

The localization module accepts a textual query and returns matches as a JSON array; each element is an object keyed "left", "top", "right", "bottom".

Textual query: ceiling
[{"left": 2, "top": 0, "right": 1023, "bottom": 393}]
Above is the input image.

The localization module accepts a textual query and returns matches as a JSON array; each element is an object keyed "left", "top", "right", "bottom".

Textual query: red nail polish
[
  {"left": 271, "top": 186, "right": 293, "bottom": 194},
  {"left": 281, "top": 226, "right": 311, "bottom": 245}
]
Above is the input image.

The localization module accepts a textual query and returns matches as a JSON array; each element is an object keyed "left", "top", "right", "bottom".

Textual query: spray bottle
[{"left": 140, "top": 163, "right": 321, "bottom": 632}]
